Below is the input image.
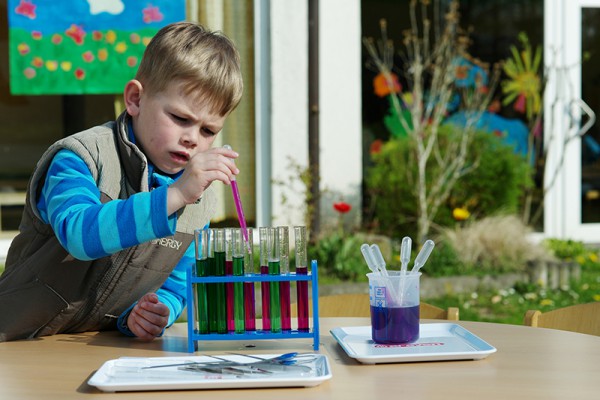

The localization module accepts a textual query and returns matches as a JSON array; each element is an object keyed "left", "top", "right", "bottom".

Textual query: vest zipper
[{"left": 68, "top": 248, "right": 131, "bottom": 330}]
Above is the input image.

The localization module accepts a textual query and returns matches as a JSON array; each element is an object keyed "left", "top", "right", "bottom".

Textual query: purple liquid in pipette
[
  {"left": 224, "top": 144, "right": 251, "bottom": 253},
  {"left": 230, "top": 180, "right": 251, "bottom": 253}
]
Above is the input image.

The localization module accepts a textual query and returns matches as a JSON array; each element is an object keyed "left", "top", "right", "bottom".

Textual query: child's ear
[{"left": 124, "top": 80, "right": 143, "bottom": 116}]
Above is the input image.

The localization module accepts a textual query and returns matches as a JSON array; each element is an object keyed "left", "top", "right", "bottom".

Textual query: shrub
[
  {"left": 543, "top": 238, "right": 600, "bottom": 270},
  {"left": 308, "top": 231, "right": 366, "bottom": 281},
  {"left": 436, "top": 214, "right": 551, "bottom": 275},
  {"left": 366, "top": 125, "right": 533, "bottom": 239}
]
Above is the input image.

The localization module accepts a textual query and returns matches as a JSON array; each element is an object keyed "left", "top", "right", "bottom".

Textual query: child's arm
[
  {"left": 116, "top": 245, "right": 191, "bottom": 339},
  {"left": 38, "top": 149, "right": 176, "bottom": 260},
  {"left": 121, "top": 293, "right": 170, "bottom": 341}
]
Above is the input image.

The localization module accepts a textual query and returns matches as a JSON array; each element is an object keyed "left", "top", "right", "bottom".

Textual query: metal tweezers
[{"left": 141, "top": 352, "right": 314, "bottom": 376}]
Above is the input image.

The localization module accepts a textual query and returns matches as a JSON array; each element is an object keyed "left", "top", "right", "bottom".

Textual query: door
[{"left": 545, "top": 0, "right": 599, "bottom": 241}]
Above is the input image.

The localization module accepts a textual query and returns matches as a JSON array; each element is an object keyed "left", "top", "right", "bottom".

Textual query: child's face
[{"left": 130, "top": 81, "right": 227, "bottom": 175}]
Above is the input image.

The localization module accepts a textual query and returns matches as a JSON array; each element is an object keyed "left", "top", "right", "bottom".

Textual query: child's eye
[
  {"left": 171, "top": 113, "right": 188, "bottom": 123},
  {"left": 202, "top": 128, "right": 216, "bottom": 136}
]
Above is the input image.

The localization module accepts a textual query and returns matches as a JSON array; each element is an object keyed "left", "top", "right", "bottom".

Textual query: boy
[{"left": 0, "top": 22, "right": 244, "bottom": 342}]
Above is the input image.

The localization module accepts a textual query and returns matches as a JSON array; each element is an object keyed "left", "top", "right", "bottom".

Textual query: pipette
[
  {"left": 370, "top": 244, "right": 389, "bottom": 276},
  {"left": 400, "top": 236, "right": 412, "bottom": 275},
  {"left": 411, "top": 240, "right": 435, "bottom": 274},
  {"left": 223, "top": 145, "right": 251, "bottom": 254},
  {"left": 360, "top": 243, "right": 380, "bottom": 275}
]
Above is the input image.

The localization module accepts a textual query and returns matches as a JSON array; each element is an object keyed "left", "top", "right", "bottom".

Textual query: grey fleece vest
[{"left": 0, "top": 112, "right": 216, "bottom": 342}]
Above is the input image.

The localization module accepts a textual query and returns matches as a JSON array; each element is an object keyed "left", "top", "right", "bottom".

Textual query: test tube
[
  {"left": 243, "top": 228, "right": 256, "bottom": 331},
  {"left": 225, "top": 228, "right": 235, "bottom": 332},
  {"left": 259, "top": 227, "right": 271, "bottom": 331},
  {"left": 194, "top": 228, "right": 209, "bottom": 334},
  {"left": 278, "top": 226, "right": 291, "bottom": 331},
  {"left": 214, "top": 228, "right": 227, "bottom": 334},
  {"left": 232, "top": 228, "right": 246, "bottom": 333},
  {"left": 267, "top": 227, "right": 282, "bottom": 333},
  {"left": 295, "top": 226, "right": 309, "bottom": 332},
  {"left": 207, "top": 228, "right": 217, "bottom": 333}
]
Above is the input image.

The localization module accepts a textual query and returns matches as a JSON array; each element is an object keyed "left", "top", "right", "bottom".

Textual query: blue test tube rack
[{"left": 186, "top": 260, "right": 320, "bottom": 353}]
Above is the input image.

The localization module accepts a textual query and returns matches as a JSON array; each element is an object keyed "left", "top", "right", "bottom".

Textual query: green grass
[
  {"left": 423, "top": 268, "right": 600, "bottom": 324},
  {"left": 9, "top": 27, "right": 154, "bottom": 95}
]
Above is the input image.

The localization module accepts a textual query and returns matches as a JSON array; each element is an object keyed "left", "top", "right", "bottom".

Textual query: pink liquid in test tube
[
  {"left": 243, "top": 228, "right": 256, "bottom": 331},
  {"left": 244, "top": 281, "right": 256, "bottom": 331},
  {"left": 295, "top": 226, "right": 309, "bottom": 332},
  {"left": 280, "top": 281, "right": 291, "bottom": 330},
  {"left": 296, "top": 266, "right": 309, "bottom": 331}
]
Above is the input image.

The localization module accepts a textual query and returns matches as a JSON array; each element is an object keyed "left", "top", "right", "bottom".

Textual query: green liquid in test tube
[
  {"left": 267, "top": 227, "right": 281, "bottom": 333},
  {"left": 214, "top": 228, "right": 227, "bottom": 334},
  {"left": 207, "top": 228, "right": 217, "bottom": 333},
  {"left": 194, "top": 228, "right": 209, "bottom": 334},
  {"left": 232, "top": 228, "right": 246, "bottom": 333}
]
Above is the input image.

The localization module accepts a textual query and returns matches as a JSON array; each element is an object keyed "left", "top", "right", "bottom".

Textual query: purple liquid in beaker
[{"left": 370, "top": 305, "right": 420, "bottom": 344}]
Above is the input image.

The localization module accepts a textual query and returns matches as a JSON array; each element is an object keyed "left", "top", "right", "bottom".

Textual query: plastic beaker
[{"left": 367, "top": 271, "right": 421, "bottom": 344}]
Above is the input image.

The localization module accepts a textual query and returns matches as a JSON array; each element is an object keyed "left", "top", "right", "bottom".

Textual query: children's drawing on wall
[{"left": 8, "top": 0, "right": 185, "bottom": 95}]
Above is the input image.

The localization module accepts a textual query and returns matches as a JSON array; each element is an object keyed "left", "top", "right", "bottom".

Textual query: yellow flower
[
  {"left": 105, "top": 30, "right": 117, "bottom": 44},
  {"left": 45, "top": 60, "right": 58, "bottom": 71},
  {"left": 115, "top": 42, "right": 127, "bottom": 53},
  {"left": 501, "top": 33, "right": 542, "bottom": 121},
  {"left": 60, "top": 61, "right": 72, "bottom": 71},
  {"left": 452, "top": 207, "right": 470, "bottom": 221},
  {"left": 540, "top": 299, "right": 554, "bottom": 307},
  {"left": 593, "top": 294, "right": 600, "bottom": 302},
  {"left": 589, "top": 253, "right": 598, "bottom": 263},
  {"left": 97, "top": 49, "right": 108, "bottom": 61}
]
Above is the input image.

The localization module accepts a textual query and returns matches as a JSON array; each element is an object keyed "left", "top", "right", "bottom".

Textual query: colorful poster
[{"left": 8, "top": 0, "right": 186, "bottom": 95}]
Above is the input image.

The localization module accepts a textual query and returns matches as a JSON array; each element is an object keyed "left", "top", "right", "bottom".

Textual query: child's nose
[{"left": 180, "top": 130, "right": 198, "bottom": 148}]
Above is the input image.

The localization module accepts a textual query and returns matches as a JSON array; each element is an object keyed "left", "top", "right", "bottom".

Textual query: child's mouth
[{"left": 170, "top": 152, "right": 189, "bottom": 164}]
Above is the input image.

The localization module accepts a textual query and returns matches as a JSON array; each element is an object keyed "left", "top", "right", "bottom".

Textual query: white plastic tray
[
  {"left": 330, "top": 323, "right": 496, "bottom": 364},
  {"left": 88, "top": 353, "right": 332, "bottom": 392}
]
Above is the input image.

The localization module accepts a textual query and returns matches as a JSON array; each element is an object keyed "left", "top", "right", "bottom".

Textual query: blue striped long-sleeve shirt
[{"left": 37, "top": 148, "right": 194, "bottom": 333}]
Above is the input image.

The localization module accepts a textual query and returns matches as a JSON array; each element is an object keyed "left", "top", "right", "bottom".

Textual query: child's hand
[
  {"left": 127, "top": 293, "right": 170, "bottom": 341},
  {"left": 167, "top": 147, "right": 239, "bottom": 213}
]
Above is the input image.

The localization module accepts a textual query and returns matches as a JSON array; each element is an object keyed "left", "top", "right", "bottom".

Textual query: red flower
[
  {"left": 370, "top": 139, "right": 383, "bottom": 156},
  {"left": 66, "top": 24, "right": 86, "bottom": 45},
  {"left": 373, "top": 72, "right": 401, "bottom": 97},
  {"left": 74, "top": 68, "right": 85, "bottom": 80},
  {"left": 488, "top": 99, "right": 501, "bottom": 113},
  {"left": 15, "top": 0, "right": 36, "bottom": 19},
  {"left": 143, "top": 6, "right": 164, "bottom": 23},
  {"left": 333, "top": 202, "right": 352, "bottom": 214}
]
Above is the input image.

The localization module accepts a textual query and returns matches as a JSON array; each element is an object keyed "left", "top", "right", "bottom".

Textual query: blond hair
[{"left": 135, "top": 22, "right": 243, "bottom": 116}]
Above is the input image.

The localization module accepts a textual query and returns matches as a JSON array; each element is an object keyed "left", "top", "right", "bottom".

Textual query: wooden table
[{"left": 1, "top": 318, "right": 599, "bottom": 399}]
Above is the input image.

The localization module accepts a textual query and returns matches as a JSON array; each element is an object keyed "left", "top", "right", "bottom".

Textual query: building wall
[{"left": 269, "top": 0, "right": 363, "bottom": 230}]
